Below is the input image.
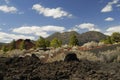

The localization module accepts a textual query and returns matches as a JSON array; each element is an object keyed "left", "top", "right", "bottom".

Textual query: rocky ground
[{"left": 0, "top": 53, "right": 120, "bottom": 80}]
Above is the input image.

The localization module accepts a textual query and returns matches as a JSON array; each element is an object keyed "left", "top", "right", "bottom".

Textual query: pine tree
[
  {"left": 69, "top": 34, "right": 79, "bottom": 46},
  {"left": 45, "top": 40, "right": 50, "bottom": 47},
  {"left": 111, "top": 32, "right": 120, "bottom": 43},
  {"left": 2, "top": 45, "right": 8, "bottom": 53},
  {"left": 36, "top": 36, "right": 46, "bottom": 49},
  {"left": 102, "top": 36, "right": 113, "bottom": 44},
  {"left": 9, "top": 39, "right": 16, "bottom": 50},
  {"left": 50, "top": 38, "right": 62, "bottom": 48},
  {"left": 58, "top": 40, "right": 62, "bottom": 47}
]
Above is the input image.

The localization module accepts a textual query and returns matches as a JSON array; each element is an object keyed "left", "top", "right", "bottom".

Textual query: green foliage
[
  {"left": 50, "top": 38, "right": 62, "bottom": 48},
  {"left": 20, "top": 40, "right": 26, "bottom": 50},
  {"left": 69, "top": 34, "right": 79, "bottom": 46},
  {"left": 2, "top": 45, "right": 8, "bottom": 53},
  {"left": 36, "top": 36, "right": 46, "bottom": 49},
  {"left": 45, "top": 40, "right": 50, "bottom": 47},
  {"left": 9, "top": 39, "right": 16, "bottom": 50},
  {"left": 101, "top": 32, "right": 120, "bottom": 44},
  {"left": 101, "top": 36, "right": 113, "bottom": 44},
  {"left": 58, "top": 40, "right": 62, "bottom": 47},
  {"left": 111, "top": 32, "right": 120, "bottom": 43}
]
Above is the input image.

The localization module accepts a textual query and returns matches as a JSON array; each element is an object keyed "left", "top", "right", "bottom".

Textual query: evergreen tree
[
  {"left": 50, "top": 38, "right": 62, "bottom": 48},
  {"left": 45, "top": 40, "right": 50, "bottom": 47},
  {"left": 2, "top": 45, "right": 8, "bottom": 53},
  {"left": 36, "top": 36, "right": 46, "bottom": 49},
  {"left": 101, "top": 36, "right": 113, "bottom": 44},
  {"left": 111, "top": 32, "right": 120, "bottom": 43},
  {"left": 69, "top": 34, "right": 79, "bottom": 46},
  {"left": 9, "top": 39, "right": 16, "bottom": 50},
  {"left": 58, "top": 40, "right": 62, "bottom": 47}
]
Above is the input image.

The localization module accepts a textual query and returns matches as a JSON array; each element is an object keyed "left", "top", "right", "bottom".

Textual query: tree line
[
  {"left": 1, "top": 32, "right": 120, "bottom": 52},
  {"left": 35, "top": 33, "right": 79, "bottom": 49},
  {"left": 101, "top": 32, "right": 120, "bottom": 44},
  {"left": 1, "top": 33, "right": 79, "bottom": 52}
]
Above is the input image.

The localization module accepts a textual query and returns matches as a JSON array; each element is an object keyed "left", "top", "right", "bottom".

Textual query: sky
[{"left": 0, "top": 0, "right": 120, "bottom": 43}]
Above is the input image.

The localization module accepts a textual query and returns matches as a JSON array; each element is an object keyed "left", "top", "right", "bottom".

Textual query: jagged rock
[
  {"left": 64, "top": 53, "right": 79, "bottom": 62},
  {"left": 31, "top": 54, "right": 39, "bottom": 60},
  {"left": 0, "top": 54, "right": 120, "bottom": 80}
]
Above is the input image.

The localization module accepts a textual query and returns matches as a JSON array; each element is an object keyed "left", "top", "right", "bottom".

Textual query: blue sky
[{"left": 0, "top": 0, "right": 120, "bottom": 43}]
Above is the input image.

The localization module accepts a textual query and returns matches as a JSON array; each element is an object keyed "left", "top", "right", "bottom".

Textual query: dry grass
[
  {"left": 46, "top": 46, "right": 120, "bottom": 63},
  {"left": 0, "top": 44, "right": 120, "bottom": 63}
]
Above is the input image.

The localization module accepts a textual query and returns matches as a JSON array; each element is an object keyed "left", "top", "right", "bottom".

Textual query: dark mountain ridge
[{"left": 47, "top": 31, "right": 107, "bottom": 45}]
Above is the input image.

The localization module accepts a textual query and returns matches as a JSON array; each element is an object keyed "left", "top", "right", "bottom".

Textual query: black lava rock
[{"left": 64, "top": 53, "right": 79, "bottom": 62}]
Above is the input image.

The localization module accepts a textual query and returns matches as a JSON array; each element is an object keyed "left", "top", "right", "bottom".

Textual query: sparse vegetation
[
  {"left": 36, "top": 36, "right": 50, "bottom": 50},
  {"left": 1, "top": 45, "right": 8, "bottom": 53},
  {"left": 45, "top": 40, "right": 50, "bottom": 47},
  {"left": 82, "top": 41, "right": 98, "bottom": 48},
  {"left": 50, "top": 38, "right": 62, "bottom": 48},
  {"left": 9, "top": 39, "right": 16, "bottom": 50},
  {"left": 36, "top": 36, "right": 47, "bottom": 49},
  {"left": 0, "top": 31, "right": 120, "bottom": 63},
  {"left": 0, "top": 31, "right": 120, "bottom": 80},
  {"left": 101, "top": 36, "right": 113, "bottom": 44},
  {"left": 69, "top": 33, "right": 79, "bottom": 46},
  {"left": 101, "top": 32, "right": 120, "bottom": 44},
  {"left": 111, "top": 32, "right": 120, "bottom": 43}
]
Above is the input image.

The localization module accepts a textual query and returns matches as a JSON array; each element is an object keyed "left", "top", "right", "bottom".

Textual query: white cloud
[
  {"left": 101, "top": 4, "right": 113, "bottom": 12},
  {"left": 105, "top": 17, "right": 114, "bottom": 21},
  {"left": 12, "top": 25, "right": 65, "bottom": 37},
  {"left": 104, "top": 32, "right": 112, "bottom": 36},
  {"left": 0, "top": 32, "right": 35, "bottom": 43},
  {"left": 101, "top": 0, "right": 119, "bottom": 12},
  {"left": 68, "top": 26, "right": 79, "bottom": 32},
  {"left": 35, "top": 32, "right": 49, "bottom": 37},
  {"left": 32, "top": 4, "right": 72, "bottom": 19},
  {"left": 106, "top": 26, "right": 120, "bottom": 32},
  {"left": 0, "top": 5, "right": 17, "bottom": 13},
  {"left": 111, "top": 0, "right": 119, "bottom": 4},
  {"left": 75, "top": 23, "right": 101, "bottom": 31},
  {"left": 105, "top": 25, "right": 120, "bottom": 35}
]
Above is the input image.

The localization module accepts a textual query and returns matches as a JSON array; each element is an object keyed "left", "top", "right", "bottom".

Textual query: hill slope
[
  {"left": 79, "top": 31, "right": 106, "bottom": 44},
  {"left": 47, "top": 31, "right": 107, "bottom": 45},
  {"left": 47, "top": 31, "right": 80, "bottom": 44}
]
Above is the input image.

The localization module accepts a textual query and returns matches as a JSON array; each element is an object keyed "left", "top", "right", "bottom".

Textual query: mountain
[
  {"left": 0, "top": 42, "right": 6, "bottom": 49},
  {"left": 0, "top": 42, "right": 6, "bottom": 46},
  {"left": 79, "top": 31, "right": 107, "bottom": 44},
  {"left": 47, "top": 31, "right": 80, "bottom": 44},
  {"left": 46, "top": 31, "right": 107, "bottom": 45}
]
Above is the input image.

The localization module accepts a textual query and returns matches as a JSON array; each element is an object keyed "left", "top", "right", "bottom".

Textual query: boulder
[{"left": 64, "top": 53, "right": 79, "bottom": 62}]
